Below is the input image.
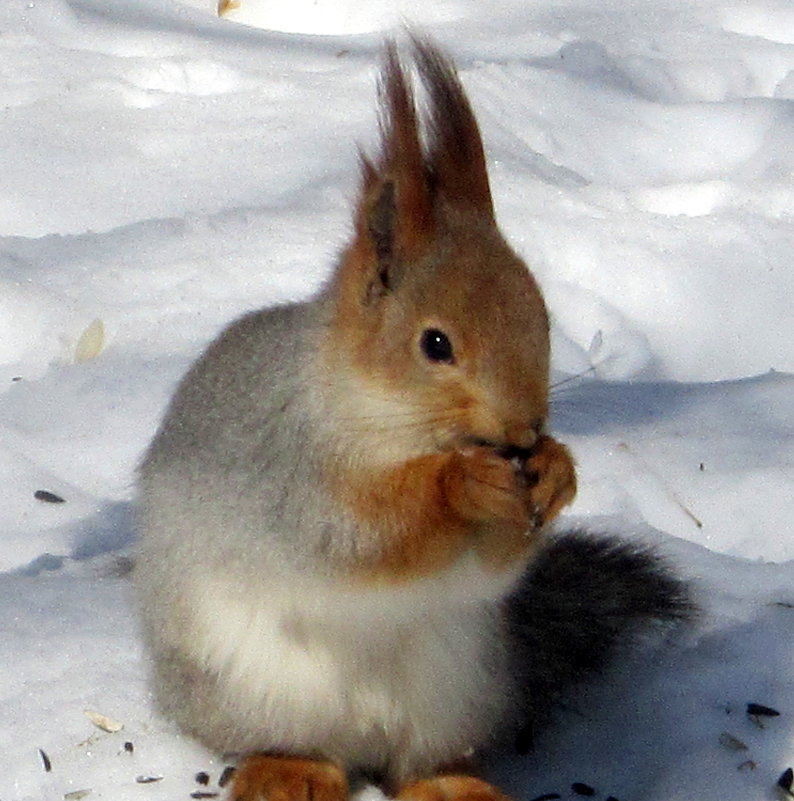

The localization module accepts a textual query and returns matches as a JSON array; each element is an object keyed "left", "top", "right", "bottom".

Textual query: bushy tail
[{"left": 503, "top": 530, "right": 694, "bottom": 751}]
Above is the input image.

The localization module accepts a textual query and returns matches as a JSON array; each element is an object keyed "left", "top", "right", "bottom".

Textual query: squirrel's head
[{"left": 320, "top": 39, "right": 550, "bottom": 464}]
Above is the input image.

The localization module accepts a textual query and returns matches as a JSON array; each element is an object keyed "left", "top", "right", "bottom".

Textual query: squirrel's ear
[
  {"left": 353, "top": 42, "right": 435, "bottom": 295},
  {"left": 349, "top": 40, "right": 494, "bottom": 299},
  {"left": 412, "top": 37, "right": 494, "bottom": 219}
]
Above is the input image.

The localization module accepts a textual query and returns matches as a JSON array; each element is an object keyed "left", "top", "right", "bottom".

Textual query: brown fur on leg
[
  {"left": 229, "top": 755, "right": 348, "bottom": 801},
  {"left": 397, "top": 775, "right": 512, "bottom": 801}
]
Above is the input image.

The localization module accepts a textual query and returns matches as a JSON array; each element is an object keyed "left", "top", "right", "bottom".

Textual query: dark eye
[{"left": 420, "top": 328, "right": 455, "bottom": 364}]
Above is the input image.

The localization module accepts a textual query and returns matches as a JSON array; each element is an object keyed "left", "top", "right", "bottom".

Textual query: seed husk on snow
[
  {"left": 34, "top": 490, "right": 66, "bottom": 504},
  {"left": 83, "top": 709, "right": 123, "bottom": 733},
  {"left": 74, "top": 319, "right": 105, "bottom": 363},
  {"left": 747, "top": 703, "right": 781, "bottom": 718},
  {"left": 719, "top": 731, "right": 749, "bottom": 751},
  {"left": 748, "top": 702, "right": 782, "bottom": 729},
  {"left": 218, "top": 766, "right": 236, "bottom": 788},
  {"left": 38, "top": 748, "right": 52, "bottom": 772},
  {"left": 778, "top": 767, "right": 794, "bottom": 795}
]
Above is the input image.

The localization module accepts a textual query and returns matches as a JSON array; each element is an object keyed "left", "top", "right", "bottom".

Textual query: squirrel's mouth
[
  {"left": 462, "top": 436, "right": 537, "bottom": 463},
  {"left": 497, "top": 443, "right": 536, "bottom": 462},
  {"left": 458, "top": 436, "right": 540, "bottom": 486}
]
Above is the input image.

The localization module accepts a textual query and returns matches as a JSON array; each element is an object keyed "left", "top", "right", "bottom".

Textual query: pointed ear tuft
[
  {"left": 358, "top": 149, "right": 378, "bottom": 196},
  {"left": 353, "top": 41, "right": 435, "bottom": 284},
  {"left": 349, "top": 38, "right": 494, "bottom": 302},
  {"left": 411, "top": 36, "right": 494, "bottom": 219}
]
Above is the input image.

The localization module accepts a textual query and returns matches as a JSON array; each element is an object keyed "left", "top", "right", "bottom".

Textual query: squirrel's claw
[{"left": 523, "top": 435, "right": 577, "bottom": 530}]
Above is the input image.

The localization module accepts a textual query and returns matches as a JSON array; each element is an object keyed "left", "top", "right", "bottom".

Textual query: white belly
[{"left": 184, "top": 555, "right": 518, "bottom": 779}]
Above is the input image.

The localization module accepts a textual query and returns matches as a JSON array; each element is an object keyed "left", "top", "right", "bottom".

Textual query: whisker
[{"left": 549, "top": 365, "right": 597, "bottom": 393}]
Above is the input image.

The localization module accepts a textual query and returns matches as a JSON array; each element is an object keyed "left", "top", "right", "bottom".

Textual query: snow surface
[{"left": 2, "top": 0, "right": 794, "bottom": 799}]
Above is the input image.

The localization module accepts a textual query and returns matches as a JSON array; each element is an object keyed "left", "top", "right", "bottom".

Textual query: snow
[{"left": 2, "top": 0, "right": 793, "bottom": 799}]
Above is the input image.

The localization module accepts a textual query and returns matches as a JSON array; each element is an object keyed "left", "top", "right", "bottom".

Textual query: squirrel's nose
[{"left": 503, "top": 419, "right": 543, "bottom": 450}]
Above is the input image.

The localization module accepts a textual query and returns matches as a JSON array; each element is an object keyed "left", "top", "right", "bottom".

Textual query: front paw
[
  {"left": 443, "top": 446, "right": 532, "bottom": 529},
  {"left": 229, "top": 755, "right": 347, "bottom": 801},
  {"left": 521, "top": 435, "right": 576, "bottom": 529}
]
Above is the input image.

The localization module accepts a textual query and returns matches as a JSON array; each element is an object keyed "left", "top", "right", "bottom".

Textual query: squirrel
[{"left": 135, "top": 38, "right": 691, "bottom": 801}]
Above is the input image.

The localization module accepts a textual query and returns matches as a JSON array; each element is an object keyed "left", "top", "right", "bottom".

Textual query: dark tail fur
[{"left": 504, "top": 530, "right": 694, "bottom": 751}]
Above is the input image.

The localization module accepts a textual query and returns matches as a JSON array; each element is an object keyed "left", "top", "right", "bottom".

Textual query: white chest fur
[{"left": 184, "top": 555, "right": 518, "bottom": 779}]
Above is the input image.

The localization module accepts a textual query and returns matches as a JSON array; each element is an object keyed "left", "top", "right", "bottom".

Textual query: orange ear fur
[{"left": 350, "top": 39, "right": 495, "bottom": 295}]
